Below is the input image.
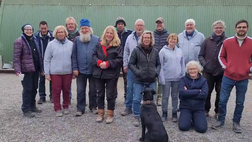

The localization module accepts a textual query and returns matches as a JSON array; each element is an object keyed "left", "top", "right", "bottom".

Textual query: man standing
[
  {"left": 212, "top": 20, "right": 252, "bottom": 133},
  {"left": 66, "top": 17, "right": 80, "bottom": 42},
  {"left": 72, "top": 19, "right": 100, "bottom": 116},
  {"left": 121, "top": 19, "right": 145, "bottom": 116},
  {"left": 199, "top": 20, "right": 227, "bottom": 118},
  {"left": 153, "top": 17, "right": 169, "bottom": 106},
  {"left": 178, "top": 19, "right": 205, "bottom": 65},
  {"left": 114, "top": 17, "right": 132, "bottom": 101},
  {"left": 35, "top": 21, "right": 54, "bottom": 104}
]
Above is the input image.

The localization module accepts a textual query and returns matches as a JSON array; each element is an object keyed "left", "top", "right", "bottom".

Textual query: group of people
[{"left": 13, "top": 16, "right": 252, "bottom": 134}]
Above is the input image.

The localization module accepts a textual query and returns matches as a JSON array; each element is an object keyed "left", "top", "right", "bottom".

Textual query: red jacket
[{"left": 218, "top": 36, "right": 252, "bottom": 81}]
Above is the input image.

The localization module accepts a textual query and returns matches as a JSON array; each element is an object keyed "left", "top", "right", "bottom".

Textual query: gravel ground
[{"left": 0, "top": 73, "right": 251, "bottom": 142}]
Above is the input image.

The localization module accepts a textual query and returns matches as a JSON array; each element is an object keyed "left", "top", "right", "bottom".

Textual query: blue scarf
[{"left": 212, "top": 32, "right": 225, "bottom": 44}]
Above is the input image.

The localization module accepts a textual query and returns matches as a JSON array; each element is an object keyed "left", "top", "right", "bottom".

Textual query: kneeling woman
[
  {"left": 178, "top": 61, "right": 208, "bottom": 133},
  {"left": 93, "top": 26, "right": 122, "bottom": 124}
]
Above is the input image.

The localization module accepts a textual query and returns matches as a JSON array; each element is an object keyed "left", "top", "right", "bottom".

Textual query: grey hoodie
[
  {"left": 159, "top": 45, "right": 185, "bottom": 84},
  {"left": 178, "top": 30, "right": 205, "bottom": 65},
  {"left": 44, "top": 38, "right": 73, "bottom": 75}
]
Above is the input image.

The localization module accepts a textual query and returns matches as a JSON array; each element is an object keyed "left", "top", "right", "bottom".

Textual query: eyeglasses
[
  {"left": 188, "top": 68, "right": 197, "bottom": 71},
  {"left": 24, "top": 29, "right": 32, "bottom": 31},
  {"left": 214, "top": 27, "right": 224, "bottom": 30},
  {"left": 236, "top": 26, "right": 247, "bottom": 29}
]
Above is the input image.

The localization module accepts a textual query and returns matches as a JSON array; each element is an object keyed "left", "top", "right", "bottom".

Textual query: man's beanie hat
[
  {"left": 115, "top": 17, "right": 126, "bottom": 27},
  {"left": 21, "top": 24, "right": 33, "bottom": 32},
  {"left": 80, "top": 19, "right": 91, "bottom": 27}
]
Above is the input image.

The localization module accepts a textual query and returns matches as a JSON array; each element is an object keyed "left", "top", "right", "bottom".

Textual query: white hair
[
  {"left": 185, "top": 19, "right": 196, "bottom": 26},
  {"left": 212, "top": 20, "right": 226, "bottom": 28},
  {"left": 186, "top": 60, "right": 203, "bottom": 73},
  {"left": 135, "top": 19, "right": 145, "bottom": 26}
]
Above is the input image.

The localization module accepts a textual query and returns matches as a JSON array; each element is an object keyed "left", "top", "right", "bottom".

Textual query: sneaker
[
  {"left": 233, "top": 122, "right": 242, "bottom": 133},
  {"left": 31, "top": 107, "right": 42, "bottom": 113},
  {"left": 75, "top": 111, "right": 83, "bottom": 117},
  {"left": 172, "top": 113, "right": 178, "bottom": 122},
  {"left": 37, "top": 97, "right": 45, "bottom": 104},
  {"left": 161, "top": 112, "right": 167, "bottom": 122},
  {"left": 23, "top": 111, "right": 35, "bottom": 118},
  {"left": 121, "top": 108, "right": 132, "bottom": 116},
  {"left": 63, "top": 109, "right": 69, "bottom": 115},
  {"left": 56, "top": 111, "right": 63, "bottom": 117},
  {"left": 212, "top": 121, "right": 224, "bottom": 130},
  {"left": 133, "top": 116, "right": 140, "bottom": 127}
]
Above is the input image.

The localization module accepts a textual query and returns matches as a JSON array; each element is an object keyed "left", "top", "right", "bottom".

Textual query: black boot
[
  {"left": 172, "top": 113, "right": 178, "bottom": 122},
  {"left": 162, "top": 111, "right": 167, "bottom": 122}
]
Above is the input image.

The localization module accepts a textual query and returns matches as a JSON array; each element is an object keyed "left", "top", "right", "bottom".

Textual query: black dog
[{"left": 139, "top": 87, "right": 169, "bottom": 142}]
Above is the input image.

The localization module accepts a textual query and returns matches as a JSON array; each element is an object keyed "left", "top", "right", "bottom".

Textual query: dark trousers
[
  {"left": 76, "top": 73, "right": 97, "bottom": 112},
  {"left": 21, "top": 72, "right": 39, "bottom": 113},
  {"left": 38, "top": 75, "right": 52, "bottom": 98},
  {"left": 203, "top": 72, "right": 222, "bottom": 113},
  {"left": 96, "top": 78, "right": 118, "bottom": 110},
  {"left": 122, "top": 67, "right": 127, "bottom": 99},
  {"left": 179, "top": 109, "right": 207, "bottom": 133},
  {"left": 51, "top": 74, "right": 72, "bottom": 111}
]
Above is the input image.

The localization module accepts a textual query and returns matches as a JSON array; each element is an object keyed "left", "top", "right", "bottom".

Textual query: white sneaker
[
  {"left": 56, "top": 111, "right": 63, "bottom": 117},
  {"left": 63, "top": 109, "right": 69, "bottom": 115}
]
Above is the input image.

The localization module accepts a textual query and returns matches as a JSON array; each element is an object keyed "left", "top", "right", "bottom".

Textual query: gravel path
[{"left": 0, "top": 73, "right": 251, "bottom": 142}]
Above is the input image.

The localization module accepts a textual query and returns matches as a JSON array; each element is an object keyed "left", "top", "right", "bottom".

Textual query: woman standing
[
  {"left": 13, "top": 24, "right": 43, "bottom": 118},
  {"left": 159, "top": 33, "right": 185, "bottom": 122},
  {"left": 93, "top": 26, "right": 122, "bottom": 124},
  {"left": 44, "top": 25, "right": 73, "bottom": 117},
  {"left": 178, "top": 61, "right": 208, "bottom": 133},
  {"left": 128, "top": 31, "right": 161, "bottom": 127}
]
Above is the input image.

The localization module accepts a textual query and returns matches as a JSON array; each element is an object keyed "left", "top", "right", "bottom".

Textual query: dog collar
[{"left": 142, "top": 100, "right": 154, "bottom": 105}]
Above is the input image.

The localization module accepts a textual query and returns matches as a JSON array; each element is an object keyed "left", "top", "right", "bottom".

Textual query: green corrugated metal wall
[{"left": 0, "top": 0, "right": 252, "bottom": 62}]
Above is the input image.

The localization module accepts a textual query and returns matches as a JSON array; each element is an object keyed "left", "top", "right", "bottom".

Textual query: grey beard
[{"left": 80, "top": 33, "right": 91, "bottom": 42}]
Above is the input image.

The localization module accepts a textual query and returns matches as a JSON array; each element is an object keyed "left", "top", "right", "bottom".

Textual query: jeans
[
  {"left": 122, "top": 67, "right": 127, "bottom": 99},
  {"left": 125, "top": 70, "right": 134, "bottom": 109},
  {"left": 162, "top": 81, "right": 180, "bottom": 113},
  {"left": 38, "top": 74, "right": 52, "bottom": 98},
  {"left": 51, "top": 74, "right": 72, "bottom": 111},
  {"left": 218, "top": 76, "right": 248, "bottom": 124},
  {"left": 76, "top": 73, "right": 97, "bottom": 112},
  {"left": 203, "top": 72, "right": 222, "bottom": 113},
  {"left": 21, "top": 72, "right": 39, "bottom": 113},
  {"left": 133, "top": 81, "right": 156, "bottom": 117},
  {"left": 96, "top": 78, "right": 118, "bottom": 110},
  {"left": 179, "top": 109, "right": 207, "bottom": 133}
]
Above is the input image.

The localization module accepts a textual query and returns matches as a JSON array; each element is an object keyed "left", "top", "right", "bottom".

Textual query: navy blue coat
[
  {"left": 116, "top": 28, "right": 132, "bottom": 49},
  {"left": 179, "top": 73, "right": 208, "bottom": 111}
]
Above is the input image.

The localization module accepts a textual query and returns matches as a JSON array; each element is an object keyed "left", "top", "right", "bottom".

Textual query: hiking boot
[
  {"left": 172, "top": 113, "right": 178, "bottom": 122},
  {"left": 133, "top": 116, "right": 140, "bottom": 127},
  {"left": 96, "top": 109, "right": 104, "bottom": 123},
  {"left": 31, "top": 107, "right": 42, "bottom": 113},
  {"left": 156, "top": 95, "right": 162, "bottom": 106},
  {"left": 212, "top": 121, "right": 224, "bottom": 130},
  {"left": 121, "top": 108, "right": 132, "bottom": 116},
  {"left": 106, "top": 110, "right": 114, "bottom": 124},
  {"left": 233, "top": 122, "right": 242, "bottom": 133},
  {"left": 23, "top": 111, "right": 35, "bottom": 118},
  {"left": 161, "top": 111, "right": 167, "bottom": 122},
  {"left": 37, "top": 97, "right": 45, "bottom": 104},
  {"left": 50, "top": 95, "right": 53, "bottom": 103},
  {"left": 56, "top": 111, "right": 63, "bottom": 117},
  {"left": 63, "top": 109, "right": 69, "bottom": 115},
  {"left": 90, "top": 108, "right": 98, "bottom": 114}
]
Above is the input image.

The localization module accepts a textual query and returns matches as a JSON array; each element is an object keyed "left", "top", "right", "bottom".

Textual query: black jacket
[
  {"left": 92, "top": 43, "right": 123, "bottom": 79},
  {"left": 129, "top": 45, "right": 161, "bottom": 83},
  {"left": 198, "top": 36, "right": 227, "bottom": 76},
  {"left": 153, "top": 29, "right": 169, "bottom": 52},
  {"left": 179, "top": 73, "right": 208, "bottom": 111}
]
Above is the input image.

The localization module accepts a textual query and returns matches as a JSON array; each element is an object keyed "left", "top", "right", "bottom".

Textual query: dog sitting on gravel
[{"left": 139, "top": 87, "right": 169, "bottom": 142}]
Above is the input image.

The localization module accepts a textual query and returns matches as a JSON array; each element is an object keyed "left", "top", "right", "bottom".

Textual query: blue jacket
[
  {"left": 72, "top": 35, "right": 100, "bottom": 75},
  {"left": 35, "top": 30, "right": 54, "bottom": 59},
  {"left": 179, "top": 73, "right": 208, "bottom": 111},
  {"left": 178, "top": 30, "right": 205, "bottom": 65},
  {"left": 116, "top": 28, "right": 132, "bottom": 50}
]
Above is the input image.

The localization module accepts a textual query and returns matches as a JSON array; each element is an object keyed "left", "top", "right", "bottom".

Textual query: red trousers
[{"left": 51, "top": 74, "right": 72, "bottom": 111}]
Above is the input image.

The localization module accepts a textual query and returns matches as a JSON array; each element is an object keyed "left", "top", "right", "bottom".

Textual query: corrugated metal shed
[{"left": 0, "top": 0, "right": 252, "bottom": 62}]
